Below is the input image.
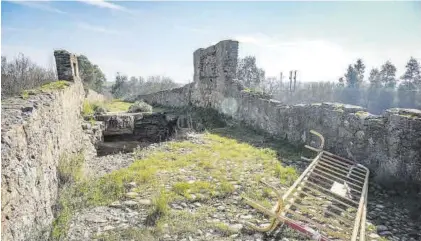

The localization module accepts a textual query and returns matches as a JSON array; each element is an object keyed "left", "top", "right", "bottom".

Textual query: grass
[
  {"left": 82, "top": 99, "right": 133, "bottom": 116},
  {"left": 104, "top": 99, "right": 132, "bottom": 112},
  {"left": 172, "top": 181, "right": 217, "bottom": 199},
  {"left": 213, "top": 222, "right": 237, "bottom": 236},
  {"left": 21, "top": 80, "right": 70, "bottom": 99},
  {"left": 274, "top": 163, "right": 298, "bottom": 185},
  {"left": 53, "top": 151, "right": 86, "bottom": 239},
  {"left": 53, "top": 129, "right": 300, "bottom": 240},
  {"left": 57, "top": 151, "right": 85, "bottom": 186},
  {"left": 82, "top": 100, "right": 95, "bottom": 116}
]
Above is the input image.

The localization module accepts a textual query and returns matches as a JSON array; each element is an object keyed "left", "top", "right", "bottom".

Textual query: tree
[
  {"left": 344, "top": 65, "right": 358, "bottom": 88},
  {"left": 236, "top": 56, "right": 265, "bottom": 88},
  {"left": 379, "top": 61, "right": 397, "bottom": 88},
  {"left": 77, "top": 55, "right": 106, "bottom": 92},
  {"left": 338, "top": 77, "right": 345, "bottom": 87},
  {"left": 111, "top": 72, "right": 129, "bottom": 98},
  {"left": 1, "top": 53, "right": 56, "bottom": 97},
  {"left": 353, "top": 59, "right": 365, "bottom": 83},
  {"left": 110, "top": 73, "right": 180, "bottom": 99},
  {"left": 368, "top": 68, "right": 382, "bottom": 88},
  {"left": 261, "top": 76, "right": 279, "bottom": 94},
  {"left": 401, "top": 57, "right": 421, "bottom": 89}
]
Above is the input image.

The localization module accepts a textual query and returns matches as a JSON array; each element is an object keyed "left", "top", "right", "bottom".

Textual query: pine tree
[
  {"left": 379, "top": 61, "right": 397, "bottom": 88},
  {"left": 344, "top": 65, "right": 358, "bottom": 88},
  {"left": 353, "top": 59, "right": 365, "bottom": 83},
  {"left": 368, "top": 68, "right": 382, "bottom": 88},
  {"left": 400, "top": 57, "right": 421, "bottom": 90}
]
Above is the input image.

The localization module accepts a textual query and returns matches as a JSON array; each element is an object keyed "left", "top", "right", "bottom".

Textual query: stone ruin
[
  {"left": 138, "top": 40, "right": 421, "bottom": 187},
  {"left": 54, "top": 50, "right": 80, "bottom": 82}
]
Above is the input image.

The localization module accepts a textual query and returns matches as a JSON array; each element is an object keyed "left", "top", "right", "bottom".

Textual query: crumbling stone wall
[
  {"left": 137, "top": 84, "right": 193, "bottom": 107},
  {"left": 137, "top": 40, "right": 421, "bottom": 186},
  {"left": 54, "top": 50, "right": 79, "bottom": 82},
  {"left": 1, "top": 51, "right": 93, "bottom": 241}
]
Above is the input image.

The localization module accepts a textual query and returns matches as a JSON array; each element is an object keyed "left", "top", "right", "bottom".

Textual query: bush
[
  {"left": 128, "top": 100, "right": 153, "bottom": 113},
  {"left": 82, "top": 100, "right": 108, "bottom": 116}
]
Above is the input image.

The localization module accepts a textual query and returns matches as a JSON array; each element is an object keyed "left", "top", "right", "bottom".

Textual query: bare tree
[{"left": 1, "top": 53, "right": 57, "bottom": 98}]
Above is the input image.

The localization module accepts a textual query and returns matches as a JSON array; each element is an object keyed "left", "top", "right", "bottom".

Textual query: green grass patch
[
  {"left": 274, "top": 163, "right": 298, "bottom": 185},
  {"left": 40, "top": 80, "right": 70, "bottom": 91},
  {"left": 104, "top": 99, "right": 132, "bottom": 112},
  {"left": 21, "top": 80, "right": 70, "bottom": 99}
]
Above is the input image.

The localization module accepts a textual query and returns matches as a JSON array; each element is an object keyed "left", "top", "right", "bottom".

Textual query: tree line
[
  {"left": 108, "top": 73, "right": 181, "bottom": 100},
  {"left": 235, "top": 55, "right": 421, "bottom": 113}
]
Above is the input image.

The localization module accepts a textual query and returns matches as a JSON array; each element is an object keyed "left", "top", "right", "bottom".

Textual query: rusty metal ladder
[{"left": 243, "top": 130, "right": 370, "bottom": 241}]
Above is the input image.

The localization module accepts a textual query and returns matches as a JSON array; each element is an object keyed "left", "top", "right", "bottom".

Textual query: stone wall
[
  {"left": 137, "top": 84, "right": 193, "bottom": 107},
  {"left": 54, "top": 50, "right": 79, "bottom": 82},
  {"left": 1, "top": 51, "right": 94, "bottom": 241},
  {"left": 1, "top": 81, "right": 90, "bottom": 240},
  {"left": 137, "top": 40, "right": 421, "bottom": 185}
]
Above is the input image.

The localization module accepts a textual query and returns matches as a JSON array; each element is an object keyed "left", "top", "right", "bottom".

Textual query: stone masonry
[
  {"left": 54, "top": 50, "right": 80, "bottom": 81},
  {"left": 1, "top": 50, "right": 90, "bottom": 241},
  {"left": 138, "top": 40, "right": 421, "bottom": 186}
]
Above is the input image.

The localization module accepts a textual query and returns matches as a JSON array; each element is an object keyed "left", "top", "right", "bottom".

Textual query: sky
[{"left": 1, "top": 1, "right": 421, "bottom": 84}]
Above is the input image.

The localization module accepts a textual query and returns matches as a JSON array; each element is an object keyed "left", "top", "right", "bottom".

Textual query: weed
[
  {"left": 82, "top": 100, "right": 94, "bottom": 116},
  {"left": 173, "top": 182, "right": 190, "bottom": 196},
  {"left": 21, "top": 91, "right": 29, "bottom": 99},
  {"left": 58, "top": 151, "right": 85, "bottom": 186},
  {"left": 274, "top": 163, "right": 298, "bottom": 185},
  {"left": 213, "top": 222, "right": 236, "bottom": 236},
  {"left": 219, "top": 180, "right": 235, "bottom": 196},
  {"left": 146, "top": 190, "right": 171, "bottom": 226}
]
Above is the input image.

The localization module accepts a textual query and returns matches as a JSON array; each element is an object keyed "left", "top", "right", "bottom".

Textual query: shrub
[{"left": 128, "top": 100, "right": 153, "bottom": 113}]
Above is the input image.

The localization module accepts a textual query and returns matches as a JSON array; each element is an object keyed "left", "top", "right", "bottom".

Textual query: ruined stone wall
[
  {"left": 134, "top": 40, "right": 421, "bottom": 185},
  {"left": 138, "top": 84, "right": 193, "bottom": 107},
  {"left": 54, "top": 50, "right": 79, "bottom": 82},
  {"left": 225, "top": 93, "right": 421, "bottom": 184},
  {"left": 1, "top": 81, "right": 89, "bottom": 241},
  {"left": 1, "top": 51, "right": 94, "bottom": 241}
]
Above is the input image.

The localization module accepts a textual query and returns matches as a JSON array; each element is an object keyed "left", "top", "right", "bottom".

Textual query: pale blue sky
[{"left": 2, "top": 1, "right": 421, "bottom": 84}]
